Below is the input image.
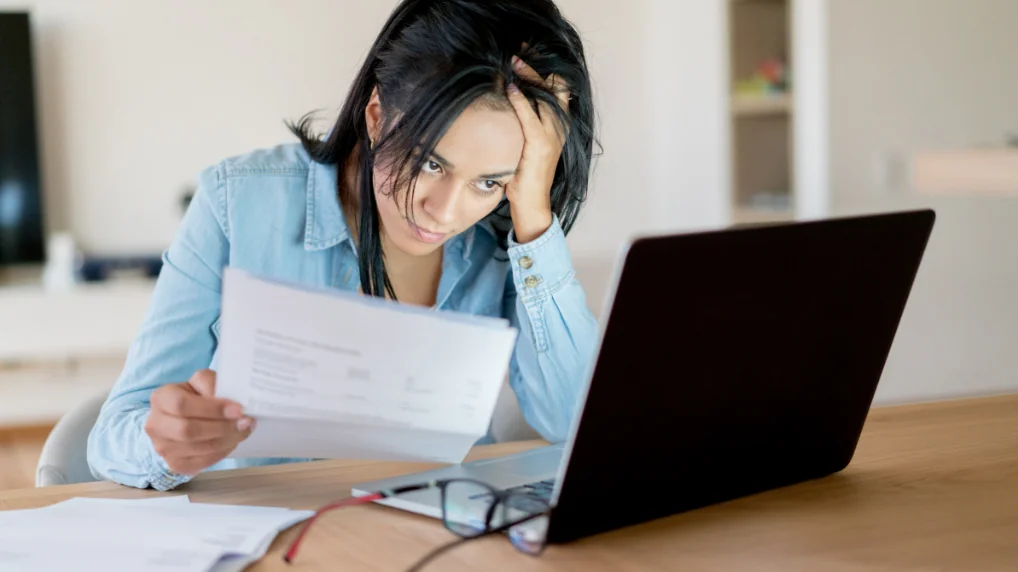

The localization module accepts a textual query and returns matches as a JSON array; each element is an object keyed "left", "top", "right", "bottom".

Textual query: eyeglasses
[{"left": 284, "top": 478, "right": 551, "bottom": 571}]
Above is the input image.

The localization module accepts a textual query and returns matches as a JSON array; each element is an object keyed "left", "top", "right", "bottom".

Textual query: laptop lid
[{"left": 546, "top": 209, "right": 936, "bottom": 543}]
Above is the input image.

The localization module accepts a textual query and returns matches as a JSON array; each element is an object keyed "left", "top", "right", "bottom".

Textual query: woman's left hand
[{"left": 505, "top": 55, "right": 571, "bottom": 244}]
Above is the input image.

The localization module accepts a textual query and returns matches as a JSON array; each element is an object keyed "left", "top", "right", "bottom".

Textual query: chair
[{"left": 35, "top": 392, "right": 107, "bottom": 487}]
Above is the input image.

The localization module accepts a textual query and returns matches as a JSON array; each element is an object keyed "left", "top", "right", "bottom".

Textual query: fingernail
[
  {"left": 225, "top": 404, "right": 243, "bottom": 420},
  {"left": 512, "top": 55, "right": 522, "bottom": 69},
  {"left": 237, "top": 417, "right": 253, "bottom": 431},
  {"left": 507, "top": 83, "right": 520, "bottom": 95}
]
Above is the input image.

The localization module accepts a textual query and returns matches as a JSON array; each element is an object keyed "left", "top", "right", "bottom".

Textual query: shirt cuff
[
  {"left": 145, "top": 442, "right": 194, "bottom": 492},
  {"left": 507, "top": 214, "right": 576, "bottom": 304}
]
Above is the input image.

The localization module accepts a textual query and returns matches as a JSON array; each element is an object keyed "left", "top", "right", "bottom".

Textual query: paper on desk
[
  {"left": 215, "top": 267, "right": 519, "bottom": 463},
  {"left": 21, "top": 500, "right": 311, "bottom": 555},
  {"left": 43, "top": 494, "right": 192, "bottom": 510},
  {"left": 0, "top": 496, "right": 313, "bottom": 572},
  {"left": 0, "top": 494, "right": 192, "bottom": 521},
  {"left": 207, "top": 527, "right": 281, "bottom": 572},
  {"left": 0, "top": 543, "right": 224, "bottom": 572}
]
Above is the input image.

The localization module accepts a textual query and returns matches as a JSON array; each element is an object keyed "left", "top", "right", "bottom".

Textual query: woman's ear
[{"left": 364, "top": 86, "right": 383, "bottom": 147}]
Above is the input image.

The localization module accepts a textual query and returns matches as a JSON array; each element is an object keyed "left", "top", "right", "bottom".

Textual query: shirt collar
[{"left": 466, "top": 217, "right": 499, "bottom": 259}]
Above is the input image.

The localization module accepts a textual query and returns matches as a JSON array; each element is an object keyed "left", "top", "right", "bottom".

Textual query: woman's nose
[{"left": 421, "top": 181, "right": 460, "bottom": 227}]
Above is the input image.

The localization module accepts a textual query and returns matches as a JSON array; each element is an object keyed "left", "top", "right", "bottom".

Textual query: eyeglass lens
[
  {"left": 503, "top": 494, "right": 550, "bottom": 554},
  {"left": 440, "top": 480, "right": 550, "bottom": 554},
  {"left": 441, "top": 480, "right": 499, "bottom": 537}
]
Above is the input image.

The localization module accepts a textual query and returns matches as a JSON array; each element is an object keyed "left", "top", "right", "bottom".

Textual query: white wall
[
  {"left": 645, "top": 0, "right": 730, "bottom": 234},
  {"left": 830, "top": 0, "right": 1018, "bottom": 199},
  {"left": 1, "top": 0, "right": 729, "bottom": 290},
  {"left": 574, "top": 0, "right": 730, "bottom": 314},
  {"left": 828, "top": 0, "right": 1018, "bottom": 404}
]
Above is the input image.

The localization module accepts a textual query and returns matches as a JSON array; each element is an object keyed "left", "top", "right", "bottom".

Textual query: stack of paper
[
  {"left": 215, "top": 268, "right": 519, "bottom": 463},
  {"left": 0, "top": 496, "right": 312, "bottom": 571}
]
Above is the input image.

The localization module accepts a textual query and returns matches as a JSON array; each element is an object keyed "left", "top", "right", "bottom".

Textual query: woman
[{"left": 88, "top": 0, "right": 599, "bottom": 491}]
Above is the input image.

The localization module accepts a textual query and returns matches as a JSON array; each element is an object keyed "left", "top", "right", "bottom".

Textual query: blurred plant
[{"left": 734, "top": 57, "right": 790, "bottom": 96}]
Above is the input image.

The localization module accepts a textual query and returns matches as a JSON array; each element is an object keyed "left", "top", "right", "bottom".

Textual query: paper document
[
  {"left": 0, "top": 543, "right": 224, "bottom": 572},
  {"left": 0, "top": 496, "right": 312, "bottom": 572},
  {"left": 216, "top": 267, "right": 519, "bottom": 462}
]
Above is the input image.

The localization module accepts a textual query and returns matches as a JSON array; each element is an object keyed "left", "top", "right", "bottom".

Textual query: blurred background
[{"left": 1, "top": 0, "right": 1016, "bottom": 489}]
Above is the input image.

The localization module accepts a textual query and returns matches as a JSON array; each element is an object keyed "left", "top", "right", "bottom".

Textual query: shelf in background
[{"left": 731, "top": 93, "right": 792, "bottom": 117}]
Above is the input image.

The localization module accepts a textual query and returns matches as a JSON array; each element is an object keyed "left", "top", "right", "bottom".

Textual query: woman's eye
[
  {"left": 422, "top": 160, "right": 443, "bottom": 174},
  {"left": 476, "top": 180, "right": 502, "bottom": 193}
]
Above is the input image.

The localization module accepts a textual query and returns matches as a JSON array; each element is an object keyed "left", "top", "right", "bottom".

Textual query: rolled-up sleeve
[
  {"left": 87, "top": 163, "right": 229, "bottom": 491},
  {"left": 503, "top": 216, "right": 599, "bottom": 443}
]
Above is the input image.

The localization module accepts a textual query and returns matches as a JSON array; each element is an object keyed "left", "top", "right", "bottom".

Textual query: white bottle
[{"left": 42, "top": 232, "right": 80, "bottom": 292}]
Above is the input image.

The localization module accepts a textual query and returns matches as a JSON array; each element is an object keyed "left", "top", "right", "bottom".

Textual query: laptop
[{"left": 352, "top": 209, "right": 936, "bottom": 544}]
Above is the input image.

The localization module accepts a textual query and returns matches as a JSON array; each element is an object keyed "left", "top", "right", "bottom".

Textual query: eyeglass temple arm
[
  {"left": 284, "top": 494, "right": 383, "bottom": 563},
  {"left": 284, "top": 480, "right": 442, "bottom": 564}
]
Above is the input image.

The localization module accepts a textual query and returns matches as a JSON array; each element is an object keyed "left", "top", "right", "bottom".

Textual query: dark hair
[{"left": 289, "top": 0, "right": 598, "bottom": 300}]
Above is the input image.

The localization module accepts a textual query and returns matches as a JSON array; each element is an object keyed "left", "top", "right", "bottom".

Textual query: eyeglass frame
[{"left": 284, "top": 477, "right": 553, "bottom": 570}]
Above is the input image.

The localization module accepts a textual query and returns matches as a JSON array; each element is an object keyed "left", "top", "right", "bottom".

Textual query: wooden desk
[{"left": 2, "top": 394, "right": 1017, "bottom": 571}]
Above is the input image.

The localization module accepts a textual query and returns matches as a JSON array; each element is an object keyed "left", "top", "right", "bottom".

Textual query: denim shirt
[{"left": 86, "top": 143, "right": 598, "bottom": 491}]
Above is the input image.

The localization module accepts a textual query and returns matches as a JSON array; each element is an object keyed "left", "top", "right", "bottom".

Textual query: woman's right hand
[{"left": 145, "top": 369, "right": 256, "bottom": 476}]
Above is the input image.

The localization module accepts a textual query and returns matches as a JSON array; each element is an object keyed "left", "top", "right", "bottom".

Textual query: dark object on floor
[{"left": 80, "top": 255, "right": 162, "bottom": 282}]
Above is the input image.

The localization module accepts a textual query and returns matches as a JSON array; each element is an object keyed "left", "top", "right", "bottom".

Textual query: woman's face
[{"left": 369, "top": 98, "right": 525, "bottom": 257}]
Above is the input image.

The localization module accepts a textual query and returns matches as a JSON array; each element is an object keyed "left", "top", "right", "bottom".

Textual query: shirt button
[
  {"left": 519, "top": 256, "right": 534, "bottom": 270},
  {"left": 524, "top": 275, "right": 540, "bottom": 289}
]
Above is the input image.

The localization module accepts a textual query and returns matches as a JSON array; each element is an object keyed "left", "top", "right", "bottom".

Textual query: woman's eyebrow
[
  {"left": 429, "top": 151, "right": 455, "bottom": 169},
  {"left": 430, "top": 151, "right": 516, "bottom": 179},
  {"left": 477, "top": 168, "right": 517, "bottom": 179}
]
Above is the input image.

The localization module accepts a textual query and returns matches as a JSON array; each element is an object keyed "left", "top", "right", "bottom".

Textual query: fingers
[
  {"left": 510, "top": 55, "right": 570, "bottom": 146},
  {"left": 506, "top": 83, "right": 544, "bottom": 136},
  {"left": 146, "top": 370, "right": 258, "bottom": 477},
  {"left": 188, "top": 369, "right": 218, "bottom": 397},
  {"left": 512, "top": 56, "right": 572, "bottom": 111},
  {"left": 153, "top": 431, "right": 247, "bottom": 460},
  {"left": 537, "top": 99, "right": 568, "bottom": 145},
  {"left": 512, "top": 55, "right": 543, "bottom": 85},
  {"left": 148, "top": 413, "right": 249, "bottom": 443},
  {"left": 509, "top": 84, "right": 567, "bottom": 149},
  {"left": 148, "top": 415, "right": 255, "bottom": 476},
  {"left": 154, "top": 379, "right": 243, "bottom": 421}
]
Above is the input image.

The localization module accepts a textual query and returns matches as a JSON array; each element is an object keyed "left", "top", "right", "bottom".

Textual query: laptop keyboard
[
  {"left": 468, "top": 479, "right": 556, "bottom": 502},
  {"left": 507, "top": 478, "right": 556, "bottom": 502}
]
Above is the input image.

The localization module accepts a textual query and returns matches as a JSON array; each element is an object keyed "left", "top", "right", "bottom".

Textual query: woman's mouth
[{"left": 409, "top": 222, "right": 447, "bottom": 244}]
